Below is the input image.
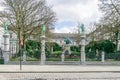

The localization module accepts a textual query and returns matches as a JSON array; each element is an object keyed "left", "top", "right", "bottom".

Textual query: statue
[
  {"left": 61, "top": 37, "right": 71, "bottom": 62},
  {"left": 64, "top": 37, "right": 71, "bottom": 44},
  {"left": 80, "top": 23, "right": 85, "bottom": 33},
  {"left": 41, "top": 25, "right": 46, "bottom": 36},
  {"left": 3, "top": 22, "right": 8, "bottom": 34}
]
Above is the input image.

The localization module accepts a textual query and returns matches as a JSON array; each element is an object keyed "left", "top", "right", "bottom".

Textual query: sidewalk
[{"left": 0, "top": 65, "right": 120, "bottom": 72}]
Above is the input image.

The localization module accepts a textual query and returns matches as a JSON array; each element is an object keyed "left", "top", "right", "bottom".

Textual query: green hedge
[
  {"left": 10, "top": 56, "right": 39, "bottom": 61},
  {"left": 86, "top": 40, "right": 116, "bottom": 54},
  {"left": 70, "top": 46, "right": 80, "bottom": 52},
  {"left": 86, "top": 51, "right": 96, "bottom": 59},
  {"left": 105, "top": 51, "right": 120, "bottom": 60},
  {"left": 85, "top": 51, "right": 120, "bottom": 61},
  {"left": 52, "top": 51, "right": 62, "bottom": 58},
  {"left": 0, "top": 59, "right": 4, "bottom": 64},
  {"left": 52, "top": 51, "right": 80, "bottom": 58},
  {"left": 25, "top": 40, "right": 62, "bottom": 59}
]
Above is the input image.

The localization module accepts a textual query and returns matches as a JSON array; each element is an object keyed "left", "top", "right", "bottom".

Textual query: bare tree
[
  {"left": 99, "top": 0, "right": 120, "bottom": 51},
  {"left": 74, "top": 22, "right": 81, "bottom": 45},
  {"left": 87, "top": 22, "right": 99, "bottom": 41},
  {"left": 0, "top": 0, "right": 56, "bottom": 49}
]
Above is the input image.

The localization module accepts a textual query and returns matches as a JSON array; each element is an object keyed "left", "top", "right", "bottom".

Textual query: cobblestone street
[
  {"left": 0, "top": 72, "right": 120, "bottom": 80},
  {"left": 0, "top": 64, "right": 120, "bottom": 80}
]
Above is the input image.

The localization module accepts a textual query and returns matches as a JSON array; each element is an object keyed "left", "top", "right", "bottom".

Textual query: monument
[
  {"left": 3, "top": 22, "right": 10, "bottom": 63},
  {"left": 23, "top": 50, "right": 27, "bottom": 62},
  {"left": 101, "top": 51, "right": 105, "bottom": 63},
  {"left": 101, "top": 48, "right": 105, "bottom": 63},
  {"left": 80, "top": 23, "right": 86, "bottom": 64},
  {"left": 40, "top": 25, "right": 46, "bottom": 65},
  {"left": 61, "top": 37, "right": 71, "bottom": 62}
]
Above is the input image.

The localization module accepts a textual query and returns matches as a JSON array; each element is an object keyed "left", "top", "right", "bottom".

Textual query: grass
[
  {"left": 46, "top": 58, "right": 61, "bottom": 61},
  {"left": 11, "top": 56, "right": 118, "bottom": 61},
  {"left": 11, "top": 57, "right": 80, "bottom": 61},
  {"left": 47, "top": 58, "right": 80, "bottom": 61},
  {"left": 10, "top": 56, "right": 39, "bottom": 61}
]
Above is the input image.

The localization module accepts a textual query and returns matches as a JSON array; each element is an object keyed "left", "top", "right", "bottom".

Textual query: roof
[{"left": 51, "top": 33, "right": 77, "bottom": 39}]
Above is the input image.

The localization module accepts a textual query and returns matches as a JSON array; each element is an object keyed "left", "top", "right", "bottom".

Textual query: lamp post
[
  {"left": 19, "top": 40, "right": 23, "bottom": 70},
  {"left": 18, "top": 26, "right": 23, "bottom": 70}
]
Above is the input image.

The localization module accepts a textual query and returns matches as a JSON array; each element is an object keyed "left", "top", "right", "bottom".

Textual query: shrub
[
  {"left": 70, "top": 46, "right": 80, "bottom": 52},
  {"left": 114, "top": 51, "right": 120, "bottom": 60},
  {"left": 69, "top": 51, "right": 80, "bottom": 58},
  {"left": 86, "top": 51, "right": 96, "bottom": 59},
  {"left": 52, "top": 42, "right": 62, "bottom": 51},
  {"left": 52, "top": 51, "right": 62, "bottom": 58},
  {"left": 86, "top": 40, "right": 116, "bottom": 54}
]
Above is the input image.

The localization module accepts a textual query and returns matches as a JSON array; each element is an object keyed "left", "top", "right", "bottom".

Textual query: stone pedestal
[
  {"left": 65, "top": 44, "right": 71, "bottom": 55},
  {"left": 3, "top": 34, "right": 10, "bottom": 63},
  {"left": 40, "top": 36, "right": 46, "bottom": 65},
  {"left": 101, "top": 51, "right": 105, "bottom": 63},
  {"left": 61, "top": 51, "right": 65, "bottom": 62},
  {"left": 61, "top": 44, "right": 71, "bottom": 62},
  {"left": 51, "top": 47, "right": 53, "bottom": 54},
  {"left": 23, "top": 50, "right": 26, "bottom": 62},
  {"left": 61, "top": 54, "right": 65, "bottom": 63},
  {"left": 81, "top": 33, "right": 86, "bottom": 64}
]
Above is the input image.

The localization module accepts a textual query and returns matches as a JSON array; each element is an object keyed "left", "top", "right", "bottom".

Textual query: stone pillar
[
  {"left": 66, "top": 44, "right": 71, "bottom": 55},
  {"left": 3, "top": 34, "right": 10, "bottom": 63},
  {"left": 101, "top": 51, "right": 105, "bottom": 63},
  {"left": 23, "top": 50, "right": 26, "bottom": 62},
  {"left": 40, "top": 35, "right": 46, "bottom": 65},
  {"left": 81, "top": 33, "right": 86, "bottom": 64},
  {"left": 61, "top": 50, "right": 65, "bottom": 62},
  {"left": 51, "top": 46, "right": 53, "bottom": 54}
]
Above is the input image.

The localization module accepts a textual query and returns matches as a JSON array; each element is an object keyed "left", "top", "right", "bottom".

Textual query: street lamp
[{"left": 19, "top": 39, "right": 23, "bottom": 70}]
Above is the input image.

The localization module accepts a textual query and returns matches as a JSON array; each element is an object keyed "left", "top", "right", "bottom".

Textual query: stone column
[
  {"left": 61, "top": 50, "right": 65, "bottom": 62},
  {"left": 51, "top": 46, "right": 53, "bottom": 54},
  {"left": 23, "top": 50, "right": 26, "bottom": 62},
  {"left": 40, "top": 35, "right": 46, "bottom": 65},
  {"left": 101, "top": 51, "right": 105, "bottom": 63},
  {"left": 81, "top": 33, "right": 86, "bottom": 64},
  {"left": 3, "top": 33, "right": 10, "bottom": 63},
  {"left": 66, "top": 44, "right": 71, "bottom": 55}
]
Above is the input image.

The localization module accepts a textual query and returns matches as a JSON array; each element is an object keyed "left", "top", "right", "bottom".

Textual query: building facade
[{"left": 0, "top": 26, "right": 18, "bottom": 56}]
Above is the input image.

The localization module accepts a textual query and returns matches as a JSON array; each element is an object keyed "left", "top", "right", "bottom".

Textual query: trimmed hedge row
[
  {"left": 86, "top": 51, "right": 120, "bottom": 61},
  {"left": 17, "top": 40, "right": 120, "bottom": 61},
  {"left": 52, "top": 51, "right": 80, "bottom": 58},
  {"left": 86, "top": 40, "right": 116, "bottom": 53}
]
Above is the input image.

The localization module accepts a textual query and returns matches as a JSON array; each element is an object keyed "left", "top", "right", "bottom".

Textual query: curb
[{"left": 0, "top": 71, "right": 120, "bottom": 73}]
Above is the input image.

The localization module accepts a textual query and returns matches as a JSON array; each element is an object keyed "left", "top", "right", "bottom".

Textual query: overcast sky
[{"left": 46, "top": 0, "right": 102, "bottom": 33}]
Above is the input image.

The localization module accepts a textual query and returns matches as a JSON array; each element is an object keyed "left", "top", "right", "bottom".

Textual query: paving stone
[{"left": 0, "top": 73, "right": 120, "bottom": 80}]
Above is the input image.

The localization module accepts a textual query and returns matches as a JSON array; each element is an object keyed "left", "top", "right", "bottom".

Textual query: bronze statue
[
  {"left": 3, "top": 22, "right": 8, "bottom": 34},
  {"left": 81, "top": 23, "right": 85, "bottom": 33},
  {"left": 41, "top": 25, "right": 46, "bottom": 36},
  {"left": 64, "top": 37, "right": 71, "bottom": 44}
]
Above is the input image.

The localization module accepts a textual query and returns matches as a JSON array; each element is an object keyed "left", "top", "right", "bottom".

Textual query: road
[
  {"left": 0, "top": 72, "right": 120, "bottom": 80},
  {"left": 0, "top": 62, "right": 120, "bottom": 80}
]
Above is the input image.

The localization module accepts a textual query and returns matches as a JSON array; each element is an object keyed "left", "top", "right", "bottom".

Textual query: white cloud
[
  {"left": 46, "top": 0, "right": 102, "bottom": 33},
  {"left": 54, "top": 26, "right": 77, "bottom": 33}
]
